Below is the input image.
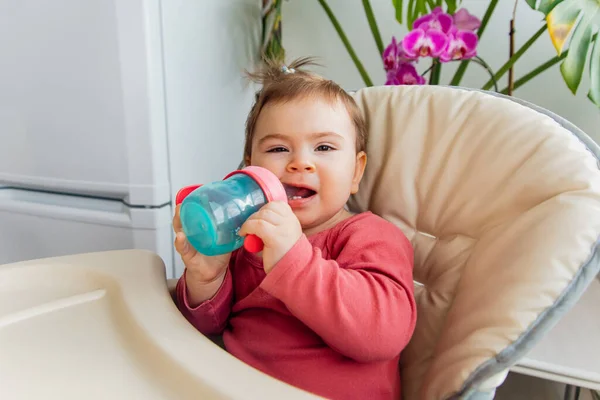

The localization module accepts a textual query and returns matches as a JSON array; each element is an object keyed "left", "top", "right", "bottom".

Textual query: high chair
[{"left": 1, "top": 85, "right": 599, "bottom": 400}]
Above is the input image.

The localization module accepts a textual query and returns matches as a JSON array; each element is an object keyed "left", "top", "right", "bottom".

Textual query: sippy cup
[{"left": 175, "top": 166, "right": 287, "bottom": 256}]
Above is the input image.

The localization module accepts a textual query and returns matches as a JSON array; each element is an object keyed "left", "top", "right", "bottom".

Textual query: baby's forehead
[
  {"left": 254, "top": 105, "right": 356, "bottom": 145},
  {"left": 258, "top": 96, "right": 353, "bottom": 127},
  {"left": 273, "top": 93, "right": 346, "bottom": 110}
]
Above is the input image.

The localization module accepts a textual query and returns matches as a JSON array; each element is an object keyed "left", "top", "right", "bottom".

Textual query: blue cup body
[{"left": 180, "top": 173, "right": 267, "bottom": 256}]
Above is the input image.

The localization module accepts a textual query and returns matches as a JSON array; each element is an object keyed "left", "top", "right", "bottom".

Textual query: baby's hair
[{"left": 243, "top": 56, "right": 368, "bottom": 161}]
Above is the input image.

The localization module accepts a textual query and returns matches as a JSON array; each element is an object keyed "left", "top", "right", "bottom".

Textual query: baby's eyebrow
[
  {"left": 258, "top": 131, "right": 344, "bottom": 145},
  {"left": 310, "top": 131, "right": 344, "bottom": 141},
  {"left": 258, "top": 133, "right": 289, "bottom": 145}
]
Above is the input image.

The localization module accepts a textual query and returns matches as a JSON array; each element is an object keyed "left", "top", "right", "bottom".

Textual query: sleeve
[
  {"left": 175, "top": 267, "right": 234, "bottom": 336},
  {"left": 259, "top": 215, "right": 417, "bottom": 363}
]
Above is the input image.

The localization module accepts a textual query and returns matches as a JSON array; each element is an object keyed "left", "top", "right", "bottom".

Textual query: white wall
[
  {"left": 162, "top": 0, "right": 261, "bottom": 190},
  {"left": 282, "top": 0, "right": 600, "bottom": 142},
  {"left": 161, "top": 0, "right": 261, "bottom": 276}
]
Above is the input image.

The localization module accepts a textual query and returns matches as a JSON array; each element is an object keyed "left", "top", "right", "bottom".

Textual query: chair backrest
[{"left": 347, "top": 85, "right": 600, "bottom": 399}]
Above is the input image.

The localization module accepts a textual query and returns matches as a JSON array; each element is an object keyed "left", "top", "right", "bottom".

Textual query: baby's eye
[
  {"left": 267, "top": 147, "right": 288, "bottom": 153},
  {"left": 316, "top": 145, "right": 334, "bottom": 152}
]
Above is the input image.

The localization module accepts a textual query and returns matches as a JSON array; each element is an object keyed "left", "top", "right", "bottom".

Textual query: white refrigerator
[{"left": 0, "top": 0, "right": 261, "bottom": 279}]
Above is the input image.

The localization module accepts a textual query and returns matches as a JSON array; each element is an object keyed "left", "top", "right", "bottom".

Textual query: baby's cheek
[{"left": 250, "top": 157, "right": 278, "bottom": 172}]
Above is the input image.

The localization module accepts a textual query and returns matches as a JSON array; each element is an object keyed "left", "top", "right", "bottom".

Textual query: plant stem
[
  {"left": 429, "top": 60, "right": 436, "bottom": 82},
  {"left": 508, "top": 19, "right": 515, "bottom": 94},
  {"left": 429, "top": 60, "right": 442, "bottom": 85},
  {"left": 317, "top": 0, "right": 373, "bottom": 86},
  {"left": 500, "top": 52, "right": 568, "bottom": 94},
  {"left": 471, "top": 56, "right": 499, "bottom": 92},
  {"left": 499, "top": 32, "right": 596, "bottom": 94},
  {"left": 450, "top": 0, "right": 499, "bottom": 86},
  {"left": 508, "top": 0, "right": 518, "bottom": 95},
  {"left": 481, "top": 24, "right": 547, "bottom": 90},
  {"left": 408, "top": 0, "right": 418, "bottom": 29},
  {"left": 261, "top": 2, "right": 267, "bottom": 50},
  {"left": 421, "top": 64, "right": 435, "bottom": 76},
  {"left": 362, "top": 0, "right": 384, "bottom": 55}
]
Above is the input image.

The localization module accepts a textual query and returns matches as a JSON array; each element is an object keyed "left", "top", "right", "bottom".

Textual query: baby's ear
[{"left": 351, "top": 151, "right": 367, "bottom": 194}]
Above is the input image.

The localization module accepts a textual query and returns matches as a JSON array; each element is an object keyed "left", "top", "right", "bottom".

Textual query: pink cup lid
[{"left": 224, "top": 166, "right": 287, "bottom": 203}]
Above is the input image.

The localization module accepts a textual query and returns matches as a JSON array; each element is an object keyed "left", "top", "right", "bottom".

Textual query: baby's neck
[{"left": 303, "top": 208, "right": 354, "bottom": 237}]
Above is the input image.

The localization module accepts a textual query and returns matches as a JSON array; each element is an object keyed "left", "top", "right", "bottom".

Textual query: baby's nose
[{"left": 288, "top": 159, "right": 315, "bottom": 172}]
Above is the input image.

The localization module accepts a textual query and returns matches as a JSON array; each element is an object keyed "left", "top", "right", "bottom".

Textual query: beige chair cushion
[{"left": 347, "top": 85, "right": 600, "bottom": 399}]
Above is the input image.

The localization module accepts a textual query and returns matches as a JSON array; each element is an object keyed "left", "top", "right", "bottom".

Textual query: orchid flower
[
  {"left": 453, "top": 8, "right": 481, "bottom": 31},
  {"left": 401, "top": 28, "right": 448, "bottom": 58},
  {"left": 385, "top": 63, "right": 426, "bottom": 85},
  {"left": 383, "top": 37, "right": 399, "bottom": 71},
  {"left": 439, "top": 28, "right": 478, "bottom": 62},
  {"left": 383, "top": 36, "right": 416, "bottom": 71},
  {"left": 413, "top": 6, "right": 454, "bottom": 33},
  {"left": 384, "top": 6, "right": 482, "bottom": 85}
]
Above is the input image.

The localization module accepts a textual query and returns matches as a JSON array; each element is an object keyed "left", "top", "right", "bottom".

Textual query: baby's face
[{"left": 248, "top": 96, "right": 366, "bottom": 235}]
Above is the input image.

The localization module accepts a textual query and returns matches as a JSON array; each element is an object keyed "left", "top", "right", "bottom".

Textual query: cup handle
[
  {"left": 175, "top": 184, "right": 203, "bottom": 205},
  {"left": 244, "top": 234, "right": 264, "bottom": 253}
]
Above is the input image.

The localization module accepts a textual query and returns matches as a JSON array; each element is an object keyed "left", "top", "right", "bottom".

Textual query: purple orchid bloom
[
  {"left": 402, "top": 28, "right": 448, "bottom": 59},
  {"left": 383, "top": 36, "right": 400, "bottom": 71},
  {"left": 385, "top": 70, "right": 400, "bottom": 85},
  {"left": 383, "top": 36, "right": 416, "bottom": 71},
  {"left": 385, "top": 63, "right": 426, "bottom": 85},
  {"left": 453, "top": 8, "right": 481, "bottom": 31},
  {"left": 413, "top": 6, "right": 454, "bottom": 33},
  {"left": 439, "top": 29, "right": 478, "bottom": 62}
]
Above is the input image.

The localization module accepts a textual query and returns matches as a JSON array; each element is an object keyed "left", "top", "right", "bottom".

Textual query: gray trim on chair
[
  {"left": 466, "top": 389, "right": 496, "bottom": 400},
  {"left": 445, "top": 87, "right": 600, "bottom": 399}
]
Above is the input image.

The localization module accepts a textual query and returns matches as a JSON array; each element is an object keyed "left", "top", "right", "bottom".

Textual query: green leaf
[
  {"left": 317, "top": 0, "right": 374, "bottom": 86},
  {"left": 530, "top": 0, "right": 600, "bottom": 107},
  {"left": 408, "top": 0, "right": 416, "bottom": 28},
  {"left": 481, "top": 24, "right": 548, "bottom": 90},
  {"left": 525, "top": 0, "right": 538, "bottom": 8},
  {"left": 261, "top": 0, "right": 285, "bottom": 62},
  {"left": 449, "top": 0, "right": 498, "bottom": 86},
  {"left": 363, "top": 0, "right": 384, "bottom": 55},
  {"left": 588, "top": 36, "right": 600, "bottom": 105},
  {"left": 430, "top": 61, "right": 442, "bottom": 85},
  {"left": 560, "top": 19, "right": 592, "bottom": 93},
  {"left": 547, "top": 1, "right": 582, "bottom": 54},
  {"left": 445, "top": 0, "right": 458, "bottom": 14},
  {"left": 392, "top": 0, "right": 404, "bottom": 23},
  {"left": 499, "top": 51, "right": 569, "bottom": 94},
  {"left": 539, "top": 0, "right": 566, "bottom": 14}
]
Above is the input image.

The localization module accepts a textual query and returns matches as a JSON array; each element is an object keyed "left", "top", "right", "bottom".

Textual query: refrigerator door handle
[{"left": 0, "top": 188, "right": 133, "bottom": 228}]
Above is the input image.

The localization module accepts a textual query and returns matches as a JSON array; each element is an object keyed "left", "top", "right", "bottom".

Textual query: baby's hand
[
  {"left": 173, "top": 204, "right": 231, "bottom": 282},
  {"left": 239, "top": 201, "right": 302, "bottom": 274}
]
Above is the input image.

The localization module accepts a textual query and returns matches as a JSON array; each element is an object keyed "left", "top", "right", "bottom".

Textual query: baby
[{"left": 172, "top": 57, "right": 416, "bottom": 400}]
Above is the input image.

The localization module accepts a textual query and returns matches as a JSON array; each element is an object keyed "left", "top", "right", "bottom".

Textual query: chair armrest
[{"left": 167, "top": 278, "right": 178, "bottom": 303}]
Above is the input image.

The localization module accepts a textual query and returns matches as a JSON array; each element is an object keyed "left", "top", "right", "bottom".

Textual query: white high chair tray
[
  {"left": 0, "top": 250, "right": 319, "bottom": 400},
  {"left": 511, "top": 277, "right": 600, "bottom": 391}
]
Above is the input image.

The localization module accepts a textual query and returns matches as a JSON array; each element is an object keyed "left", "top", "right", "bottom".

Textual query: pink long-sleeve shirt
[{"left": 176, "top": 212, "right": 416, "bottom": 400}]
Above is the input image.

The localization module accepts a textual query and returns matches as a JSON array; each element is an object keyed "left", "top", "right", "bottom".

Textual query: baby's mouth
[{"left": 283, "top": 184, "right": 317, "bottom": 201}]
